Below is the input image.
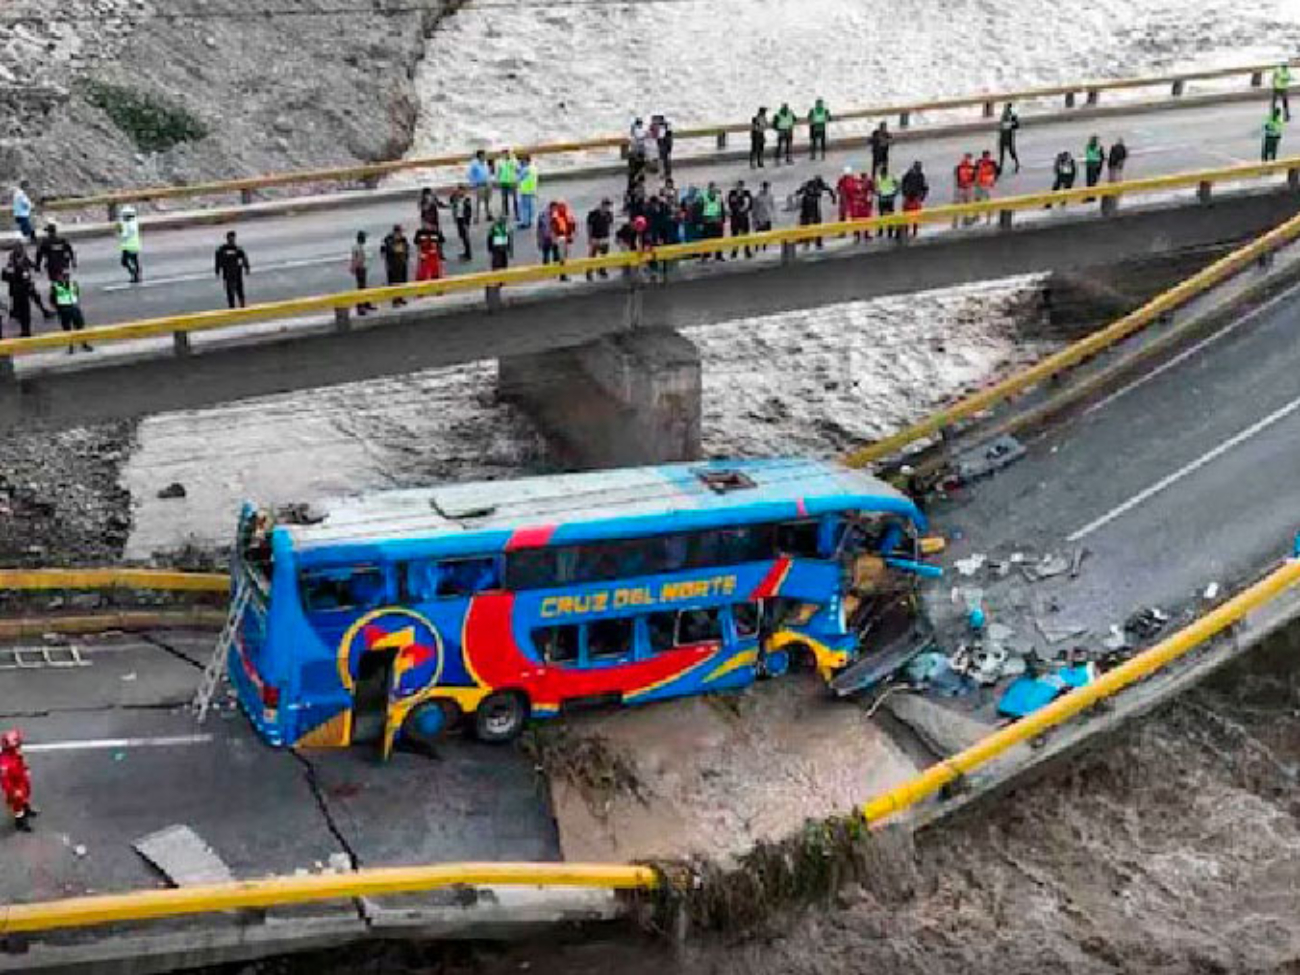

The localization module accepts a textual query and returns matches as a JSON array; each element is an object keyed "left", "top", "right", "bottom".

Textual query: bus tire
[
  {"left": 786, "top": 643, "right": 817, "bottom": 673},
  {"left": 474, "top": 691, "right": 528, "bottom": 744},
  {"left": 406, "top": 699, "right": 457, "bottom": 746},
  {"left": 758, "top": 648, "right": 790, "bottom": 679}
]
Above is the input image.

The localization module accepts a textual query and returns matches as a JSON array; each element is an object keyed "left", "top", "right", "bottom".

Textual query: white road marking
[
  {"left": 1066, "top": 391, "right": 1300, "bottom": 542},
  {"left": 1083, "top": 279, "right": 1300, "bottom": 416},
  {"left": 25, "top": 734, "right": 214, "bottom": 753},
  {"left": 100, "top": 253, "right": 344, "bottom": 292}
]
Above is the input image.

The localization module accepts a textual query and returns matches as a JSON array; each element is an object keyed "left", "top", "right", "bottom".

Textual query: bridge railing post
[
  {"left": 1251, "top": 70, "right": 1264, "bottom": 88},
  {"left": 1288, "top": 167, "right": 1300, "bottom": 191},
  {"left": 1197, "top": 180, "right": 1213, "bottom": 204},
  {"left": 1171, "top": 79, "right": 1185, "bottom": 97},
  {"left": 997, "top": 209, "right": 1013, "bottom": 230},
  {"left": 334, "top": 306, "right": 350, "bottom": 332},
  {"left": 0, "top": 355, "right": 13, "bottom": 384},
  {"left": 780, "top": 240, "right": 797, "bottom": 265},
  {"left": 982, "top": 101, "right": 994, "bottom": 118},
  {"left": 715, "top": 131, "right": 727, "bottom": 150},
  {"left": 173, "top": 331, "right": 191, "bottom": 357},
  {"left": 1064, "top": 91, "right": 1076, "bottom": 108},
  {"left": 240, "top": 188, "right": 255, "bottom": 205},
  {"left": 1100, "top": 194, "right": 1118, "bottom": 216},
  {"left": 485, "top": 284, "right": 503, "bottom": 311},
  {"left": 1086, "top": 88, "right": 1099, "bottom": 106},
  {"left": 899, "top": 110, "right": 911, "bottom": 129}
]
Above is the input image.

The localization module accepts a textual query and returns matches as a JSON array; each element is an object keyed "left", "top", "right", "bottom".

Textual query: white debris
[
  {"left": 1103, "top": 626, "right": 1128, "bottom": 652},
  {"left": 327, "top": 852, "right": 353, "bottom": 873},
  {"left": 120, "top": 672, "right": 137, "bottom": 682},
  {"left": 73, "top": 844, "right": 87, "bottom": 857},
  {"left": 1035, "top": 553, "right": 1071, "bottom": 579},
  {"left": 1204, "top": 582, "right": 1220, "bottom": 601},
  {"left": 955, "top": 554, "right": 987, "bottom": 577}
]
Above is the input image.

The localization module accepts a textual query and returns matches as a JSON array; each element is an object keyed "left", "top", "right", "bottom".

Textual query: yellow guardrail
[
  {"left": 862, "top": 556, "right": 1300, "bottom": 825},
  {"left": 842, "top": 193, "right": 1300, "bottom": 467},
  {"left": 0, "top": 608, "right": 228, "bottom": 639},
  {"left": 3, "top": 155, "right": 1300, "bottom": 361},
  {"left": 0, "top": 568, "right": 230, "bottom": 592},
  {"left": 0, "top": 862, "right": 658, "bottom": 935},
  {"left": 24, "top": 59, "right": 1295, "bottom": 215}
]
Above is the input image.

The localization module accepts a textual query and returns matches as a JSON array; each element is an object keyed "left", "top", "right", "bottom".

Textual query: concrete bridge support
[{"left": 498, "top": 328, "right": 701, "bottom": 469}]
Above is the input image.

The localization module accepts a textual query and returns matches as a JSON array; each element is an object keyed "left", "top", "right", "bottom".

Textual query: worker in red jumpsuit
[
  {"left": 414, "top": 223, "right": 443, "bottom": 282},
  {"left": 1, "top": 729, "right": 36, "bottom": 832},
  {"left": 835, "top": 166, "right": 859, "bottom": 223},
  {"left": 850, "top": 169, "right": 874, "bottom": 241}
]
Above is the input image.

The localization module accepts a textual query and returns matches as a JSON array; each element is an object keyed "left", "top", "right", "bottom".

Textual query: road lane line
[
  {"left": 1066, "top": 392, "right": 1300, "bottom": 542},
  {"left": 1083, "top": 279, "right": 1300, "bottom": 416},
  {"left": 100, "top": 253, "right": 344, "bottom": 292},
  {"left": 25, "top": 734, "right": 214, "bottom": 753}
]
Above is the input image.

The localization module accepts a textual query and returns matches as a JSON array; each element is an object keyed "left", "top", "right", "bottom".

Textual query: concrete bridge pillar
[{"left": 498, "top": 327, "right": 701, "bottom": 469}]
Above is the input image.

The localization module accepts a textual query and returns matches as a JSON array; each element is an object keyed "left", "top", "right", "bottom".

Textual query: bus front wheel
[
  {"left": 406, "top": 700, "right": 457, "bottom": 746},
  {"left": 474, "top": 692, "right": 528, "bottom": 743}
]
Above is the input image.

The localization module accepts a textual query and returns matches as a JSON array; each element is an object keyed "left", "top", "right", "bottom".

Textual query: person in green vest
[
  {"left": 116, "top": 205, "right": 142, "bottom": 284},
  {"left": 876, "top": 166, "right": 900, "bottom": 239},
  {"left": 773, "top": 103, "right": 796, "bottom": 165},
  {"left": 487, "top": 214, "right": 512, "bottom": 270},
  {"left": 49, "top": 268, "right": 90, "bottom": 353},
  {"left": 1273, "top": 63, "right": 1292, "bottom": 122},
  {"left": 700, "top": 181, "right": 727, "bottom": 261},
  {"left": 807, "top": 98, "right": 831, "bottom": 160},
  {"left": 1083, "top": 135, "right": 1106, "bottom": 189},
  {"left": 1263, "top": 107, "right": 1284, "bottom": 162},
  {"left": 496, "top": 149, "right": 520, "bottom": 223},
  {"left": 517, "top": 154, "right": 538, "bottom": 231}
]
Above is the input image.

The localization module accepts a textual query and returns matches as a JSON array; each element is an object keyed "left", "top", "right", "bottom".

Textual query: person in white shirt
[{"left": 11, "top": 181, "right": 34, "bottom": 241}]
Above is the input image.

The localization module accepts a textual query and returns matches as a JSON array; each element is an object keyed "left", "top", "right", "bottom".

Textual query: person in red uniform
[
  {"left": 835, "top": 166, "right": 859, "bottom": 223},
  {"left": 953, "top": 152, "right": 977, "bottom": 226},
  {"left": 850, "top": 169, "right": 874, "bottom": 241},
  {"left": 414, "top": 223, "right": 443, "bottom": 282},
  {"left": 1, "top": 729, "right": 35, "bottom": 832}
]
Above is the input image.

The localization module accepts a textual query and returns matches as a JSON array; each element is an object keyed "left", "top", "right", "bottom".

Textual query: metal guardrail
[
  {"left": 843, "top": 202, "right": 1300, "bottom": 467},
  {"left": 0, "top": 862, "right": 658, "bottom": 935},
  {"left": 861, "top": 556, "right": 1300, "bottom": 824},
  {"left": 23, "top": 59, "right": 1297, "bottom": 217},
  {"left": 0, "top": 608, "right": 228, "bottom": 639},
  {"left": 2, "top": 155, "right": 1300, "bottom": 362},
  {"left": 0, "top": 568, "right": 229, "bottom": 592}
]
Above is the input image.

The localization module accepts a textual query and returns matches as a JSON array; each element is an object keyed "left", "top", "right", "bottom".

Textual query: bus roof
[{"left": 281, "top": 458, "right": 923, "bottom": 565}]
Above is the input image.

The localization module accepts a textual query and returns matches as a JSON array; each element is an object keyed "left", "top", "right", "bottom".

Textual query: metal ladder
[{"left": 193, "top": 584, "right": 250, "bottom": 723}]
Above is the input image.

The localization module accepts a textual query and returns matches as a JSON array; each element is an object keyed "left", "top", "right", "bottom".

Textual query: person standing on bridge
[
  {"left": 349, "top": 231, "right": 377, "bottom": 317},
  {"left": 586, "top": 198, "right": 614, "bottom": 280},
  {"left": 750, "top": 107, "right": 768, "bottom": 168},
  {"left": 773, "top": 103, "right": 797, "bottom": 165},
  {"left": 496, "top": 149, "right": 520, "bottom": 223},
  {"left": 654, "top": 115, "right": 674, "bottom": 178},
  {"left": 1, "top": 729, "right": 36, "bottom": 833},
  {"left": 50, "top": 267, "right": 90, "bottom": 353},
  {"left": 998, "top": 103, "right": 1019, "bottom": 174},
  {"left": 953, "top": 153, "right": 977, "bottom": 227},
  {"left": 870, "top": 121, "right": 893, "bottom": 178},
  {"left": 836, "top": 166, "right": 859, "bottom": 223},
  {"left": 795, "top": 175, "right": 835, "bottom": 249},
  {"left": 34, "top": 223, "right": 75, "bottom": 283},
  {"left": 851, "top": 168, "right": 874, "bottom": 241},
  {"left": 214, "top": 230, "right": 250, "bottom": 309},
  {"left": 116, "top": 205, "right": 142, "bottom": 284},
  {"left": 450, "top": 185, "right": 473, "bottom": 262},
  {"left": 413, "top": 220, "right": 443, "bottom": 282},
  {"left": 701, "top": 181, "right": 727, "bottom": 260},
  {"left": 901, "top": 161, "right": 929, "bottom": 238},
  {"left": 536, "top": 202, "right": 558, "bottom": 265},
  {"left": 467, "top": 149, "right": 493, "bottom": 224},
  {"left": 517, "top": 154, "right": 539, "bottom": 231},
  {"left": 487, "top": 214, "right": 512, "bottom": 270},
  {"left": 808, "top": 98, "right": 831, "bottom": 160},
  {"left": 728, "top": 179, "right": 753, "bottom": 259},
  {"left": 11, "top": 181, "right": 34, "bottom": 242},
  {"left": 974, "top": 150, "right": 998, "bottom": 223},
  {"left": 1263, "top": 108, "right": 1285, "bottom": 162},
  {"left": 2, "top": 245, "right": 51, "bottom": 340},
  {"left": 1051, "top": 149, "right": 1077, "bottom": 205},
  {"left": 752, "top": 180, "right": 776, "bottom": 248},
  {"left": 876, "top": 165, "right": 900, "bottom": 237},
  {"left": 1272, "top": 63, "right": 1292, "bottom": 123},
  {"left": 1083, "top": 135, "right": 1106, "bottom": 191},
  {"left": 380, "top": 224, "right": 410, "bottom": 306},
  {"left": 1107, "top": 137, "right": 1128, "bottom": 182}
]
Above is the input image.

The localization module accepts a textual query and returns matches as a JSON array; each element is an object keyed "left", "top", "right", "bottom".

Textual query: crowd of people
[{"left": 3, "top": 65, "right": 1293, "bottom": 343}]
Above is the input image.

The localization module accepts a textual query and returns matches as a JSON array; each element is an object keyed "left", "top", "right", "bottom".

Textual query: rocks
[{"left": 156, "top": 482, "right": 186, "bottom": 500}]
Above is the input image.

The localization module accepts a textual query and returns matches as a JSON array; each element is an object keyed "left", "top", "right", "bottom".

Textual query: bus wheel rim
[{"left": 764, "top": 649, "right": 790, "bottom": 677}]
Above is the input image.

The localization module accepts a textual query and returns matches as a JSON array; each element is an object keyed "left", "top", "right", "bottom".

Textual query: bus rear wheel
[
  {"left": 405, "top": 699, "right": 457, "bottom": 746},
  {"left": 474, "top": 691, "right": 528, "bottom": 744}
]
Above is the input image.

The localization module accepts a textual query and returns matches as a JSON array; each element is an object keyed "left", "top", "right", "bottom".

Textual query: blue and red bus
[{"left": 228, "top": 458, "right": 932, "bottom": 756}]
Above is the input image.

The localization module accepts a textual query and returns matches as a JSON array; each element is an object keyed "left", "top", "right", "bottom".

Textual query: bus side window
[
  {"left": 776, "top": 520, "right": 821, "bottom": 559},
  {"left": 677, "top": 608, "right": 722, "bottom": 645},
  {"left": 733, "top": 601, "right": 763, "bottom": 639},
  {"left": 534, "top": 625, "right": 580, "bottom": 666},
  {"left": 405, "top": 558, "right": 500, "bottom": 601},
  {"left": 646, "top": 611, "right": 677, "bottom": 654},
  {"left": 301, "top": 566, "right": 387, "bottom": 613},
  {"left": 586, "top": 618, "right": 635, "bottom": 663}
]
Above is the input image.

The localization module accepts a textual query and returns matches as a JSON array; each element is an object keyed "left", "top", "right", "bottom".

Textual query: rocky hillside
[{"left": 0, "top": 0, "right": 448, "bottom": 202}]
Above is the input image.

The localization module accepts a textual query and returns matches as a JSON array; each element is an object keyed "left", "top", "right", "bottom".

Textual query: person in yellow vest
[
  {"left": 1263, "top": 107, "right": 1284, "bottom": 162},
  {"left": 116, "top": 205, "right": 142, "bottom": 283},
  {"left": 807, "top": 98, "right": 831, "bottom": 160},
  {"left": 772, "top": 103, "right": 796, "bottom": 165},
  {"left": 496, "top": 149, "right": 520, "bottom": 223},
  {"left": 1272, "top": 63, "right": 1292, "bottom": 122},
  {"left": 50, "top": 268, "right": 90, "bottom": 353},
  {"left": 517, "top": 155, "right": 538, "bottom": 230}
]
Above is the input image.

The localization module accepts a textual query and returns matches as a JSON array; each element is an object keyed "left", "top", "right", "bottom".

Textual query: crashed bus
[{"left": 226, "top": 458, "right": 935, "bottom": 756}]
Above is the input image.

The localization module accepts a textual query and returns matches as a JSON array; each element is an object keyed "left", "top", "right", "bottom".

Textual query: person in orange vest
[
  {"left": 835, "top": 166, "right": 858, "bottom": 223},
  {"left": 549, "top": 201, "right": 577, "bottom": 280},
  {"left": 850, "top": 169, "right": 874, "bottom": 241},
  {"left": 953, "top": 153, "right": 977, "bottom": 226},
  {"left": 974, "top": 150, "right": 999, "bottom": 223},
  {"left": 1, "top": 729, "right": 35, "bottom": 833}
]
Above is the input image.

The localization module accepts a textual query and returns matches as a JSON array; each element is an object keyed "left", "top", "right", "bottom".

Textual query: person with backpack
[{"left": 998, "top": 103, "right": 1021, "bottom": 173}]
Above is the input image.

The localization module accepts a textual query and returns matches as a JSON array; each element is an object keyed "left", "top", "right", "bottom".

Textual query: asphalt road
[
  {"left": 4, "top": 98, "right": 1282, "bottom": 338},
  {"left": 0, "top": 630, "right": 559, "bottom": 907},
  {"left": 928, "top": 275, "right": 1300, "bottom": 649}
]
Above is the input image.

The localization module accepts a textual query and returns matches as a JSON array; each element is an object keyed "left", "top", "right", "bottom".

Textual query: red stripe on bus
[{"left": 505, "top": 524, "right": 558, "bottom": 551}]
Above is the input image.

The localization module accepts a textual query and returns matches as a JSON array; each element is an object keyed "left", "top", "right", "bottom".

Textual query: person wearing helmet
[
  {"left": 117, "top": 205, "right": 142, "bottom": 283},
  {"left": 0, "top": 729, "right": 35, "bottom": 832}
]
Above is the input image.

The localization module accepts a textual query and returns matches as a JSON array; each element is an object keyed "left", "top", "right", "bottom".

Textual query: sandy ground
[{"left": 546, "top": 678, "right": 921, "bottom": 864}]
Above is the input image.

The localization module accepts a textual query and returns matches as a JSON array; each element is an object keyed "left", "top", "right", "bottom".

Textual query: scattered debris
[
  {"left": 133, "top": 824, "right": 234, "bottom": 887},
  {"left": 953, "top": 434, "right": 1028, "bottom": 484},
  {"left": 1069, "top": 547, "right": 1089, "bottom": 579},
  {"left": 830, "top": 621, "right": 936, "bottom": 697},
  {"left": 998, "top": 663, "right": 1096, "bottom": 718},
  {"left": 156, "top": 482, "right": 187, "bottom": 500},
  {"left": 954, "top": 554, "right": 987, "bottom": 577},
  {"left": 1035, "top": 618, "right": 1089, "bottom": 644},
  {"left": 327, "top": 852, "right": 353, "bottom": 873},
  {"left": 1034, "top": 553, "right": 1071, "bottom": 580},
  {"left": 120, "top": 672, "right": 137, "bottom": 682},
  {"left": 1124, "top": 606, "right": 1170, "bottom": 641},
  {"left": 73, "top": 844, "right": 88, "bottom": 858},
  {"left": 1203, "top": 582, "right": 1220, "bottom": 601},
  {"left": 1103, "top": 625, "right": 1128, "bottom": 652}
]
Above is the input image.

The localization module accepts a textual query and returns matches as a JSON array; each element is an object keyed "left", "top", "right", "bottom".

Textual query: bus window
[
  {"left": 733, "top": 601, "right": 763, "bottom": 638},
  {"left": 535, "top": 625, "right": 580, "bottom": 666},
  {"left": 646, "top": 611, "right": 677, "bottom": 654},
  {"left": 776, "top": 521, "right": 821, "bottom": 559},
  {"left": 405, "top": 558, "right": 500, "bottom": 600},
  {"left": 587, "top": 618, "right": 635, "bottom": 663},
  {"left": 678, "top": 608, "right": 722, "bottom": 645},
  {"left": 301, "top": 566, "right": 387, "bottom": 613}
]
